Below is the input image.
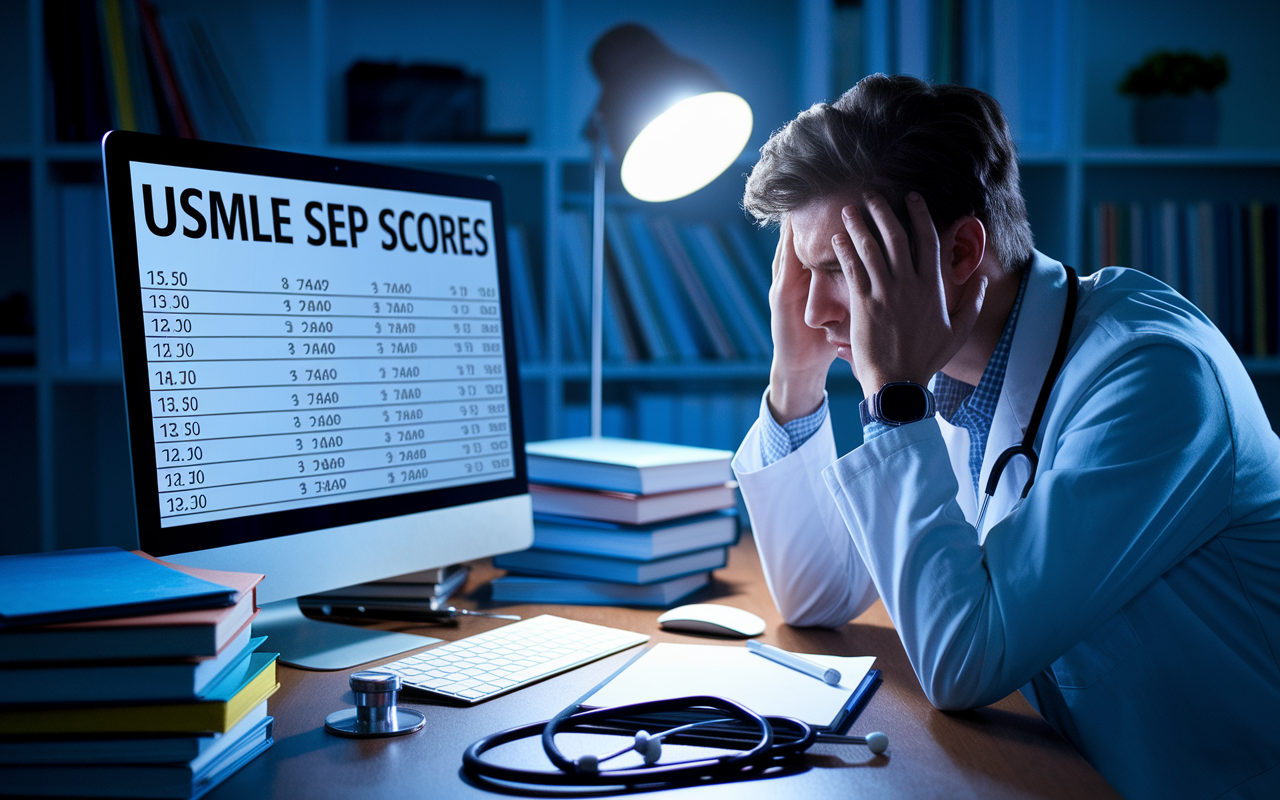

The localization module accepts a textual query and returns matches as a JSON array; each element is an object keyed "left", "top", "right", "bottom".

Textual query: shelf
[
  {"left": 50, "top": 368, "right": 123, "bottom": 385},
  {"left": 316, "top": 143, "right": 552, "bottom": 164},
  {"left": 1081, "top": 149, "right": 1280, "bottom": 166},
  {"left": 0, "top": 369, "right": 37, "bottom": 385},
  {"left": 1239, "top": 358, "right": 1280, "bottom": 376}
]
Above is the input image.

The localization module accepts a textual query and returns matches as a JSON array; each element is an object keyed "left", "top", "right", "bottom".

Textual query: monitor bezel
[{"left": 102, "top": 130, "right": 528, "bottom": 558}]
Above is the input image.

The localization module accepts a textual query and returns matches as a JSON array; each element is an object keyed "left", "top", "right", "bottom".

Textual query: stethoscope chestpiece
[{"left": 324, "top": 671, "right": 426, "bottom": 738}]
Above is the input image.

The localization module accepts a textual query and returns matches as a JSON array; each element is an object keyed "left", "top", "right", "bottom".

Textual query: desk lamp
[{"left": 582, "top": 24, "right": 753, "bottom": 437}]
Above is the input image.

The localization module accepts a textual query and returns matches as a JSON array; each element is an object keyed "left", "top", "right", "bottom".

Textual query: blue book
[
  {"left": 526, "top": 436, "right": 732, "bottom": 494},
  {"left": 0, "top": 547, "right": 237, "bottom": 628},
  {"left": 505, "top": 225, "right": 544, "bottom": 362},
  {"left": 0, "top": 710, "right": 274, "bottom": 799},
  {"left": 606, "top": 211, "right": 673, "bottom": 361},
  {"left": 624, "top": 213, "right": 704, "bottom": 359},
  {"left": 532, "top": 510, "right": 739, "bottom": 560},
  {"left": 0, "top": 634, "right": 263, "bottom": 705},
  {"left": 490, "top": 572, "right": 710, "bottom": 608},
  {"left": 493, "top": 545, "right": 728, "bottom": 584}
]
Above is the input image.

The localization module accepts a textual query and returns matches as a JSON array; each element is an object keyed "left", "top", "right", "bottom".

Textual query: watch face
[{"left": 879, "top": 383, "right": 930, "bottom": 423}]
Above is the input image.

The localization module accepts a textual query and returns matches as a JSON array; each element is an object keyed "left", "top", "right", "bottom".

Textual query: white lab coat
[{"left": 733, "top": 252, "right": 1280, "bottom": 800}]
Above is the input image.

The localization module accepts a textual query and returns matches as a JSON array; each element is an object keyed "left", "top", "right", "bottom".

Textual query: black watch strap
[{"left": 859, "top": 381, "right": 935, "bottom": 427}]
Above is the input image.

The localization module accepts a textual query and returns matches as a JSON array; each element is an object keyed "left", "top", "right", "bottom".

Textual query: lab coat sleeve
[
  {"left": 822, "top": 343, "right": 1233, "bottom": 709},
  {"left": 733, "top": 413, "right": 879, "bottom": 628}
]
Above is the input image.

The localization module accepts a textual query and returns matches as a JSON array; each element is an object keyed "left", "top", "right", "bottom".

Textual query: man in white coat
[{"left": 733, "top": 74, "right": 1280, "bottom": 799}]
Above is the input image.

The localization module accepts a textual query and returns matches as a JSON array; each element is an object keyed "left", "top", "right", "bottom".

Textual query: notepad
[{"left": 582, "top": 643, "right": 877, "bottom": 731}]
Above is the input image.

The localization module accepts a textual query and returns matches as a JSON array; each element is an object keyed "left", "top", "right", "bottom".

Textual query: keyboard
[{"left": 377, "top": 615, "right": 650, "bottom": 704}]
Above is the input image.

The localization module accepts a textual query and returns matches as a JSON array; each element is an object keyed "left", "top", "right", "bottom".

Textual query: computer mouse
[{"left": 656, "top": 603, "right": 766, "bottom": 638}]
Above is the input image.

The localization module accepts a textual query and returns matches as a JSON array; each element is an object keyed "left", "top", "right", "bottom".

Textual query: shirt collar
[{"left": 933, "top": 267, "right": 1031, "bottom": 425}]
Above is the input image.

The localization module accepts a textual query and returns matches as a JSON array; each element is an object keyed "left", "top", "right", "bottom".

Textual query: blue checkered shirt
[{"left": 760, "top": 270, "right": 1031, "bottom": 501}]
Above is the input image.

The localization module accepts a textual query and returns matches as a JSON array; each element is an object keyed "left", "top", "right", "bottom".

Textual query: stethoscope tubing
[
  {"left": 462, "top": 696, "right": 818, "bottom": 788},
  {"left": 976, "top": 266, "right": 1079, "bottom": 531}
]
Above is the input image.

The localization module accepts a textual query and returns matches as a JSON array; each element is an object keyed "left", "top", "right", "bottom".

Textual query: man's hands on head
[
  {"left": 833, "top": 192, "right": 987, "bottom": 400},
  {"left": 767, "top": 216, "right": 835, "bottom": 423}
]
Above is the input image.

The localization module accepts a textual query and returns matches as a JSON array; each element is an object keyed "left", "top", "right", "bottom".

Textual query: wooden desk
[{"left": 210, "top": 535, "right": 1120, "bottom": 799}]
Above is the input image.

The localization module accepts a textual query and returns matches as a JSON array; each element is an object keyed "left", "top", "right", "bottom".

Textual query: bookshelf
[{"left": 3, "top": 0, "right": 1279, "bottom": 554}]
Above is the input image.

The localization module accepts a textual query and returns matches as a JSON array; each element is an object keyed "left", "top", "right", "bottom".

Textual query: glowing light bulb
[{"left": 620, "top": 91, "right": 753, "bottom": 203}]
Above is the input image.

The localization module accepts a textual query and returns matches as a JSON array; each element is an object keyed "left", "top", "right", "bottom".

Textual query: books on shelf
[
  {"left": 493, "top": 545, "right": 729, "bottom": 585},
  {"left": 555, "top": 210, "right": 773, "bottom": 364},
  {"left": 526, "top": 436, "right": 732, "bottom": 494},
  {"left": 529, "top": 481, "right": 739, "bottom": 526},
  {"left": 530, "top": 511, "right": 739, "bottom": 560},
  {"left": 44, "top": 0, "right": 253, "bottom": 143},
  {"left": 490, "top": 572, "right": 711, "bottom": 608},
  {"left": 1092, "top": 200, "right": 1280, "bottom": 356},
  {"left": 505, "top": 225, "right": 544, "bottom": 363}
]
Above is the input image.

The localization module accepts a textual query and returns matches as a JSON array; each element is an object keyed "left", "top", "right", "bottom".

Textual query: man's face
[{"left": 789, "top": 192, "right": 863, "bottom": 364}]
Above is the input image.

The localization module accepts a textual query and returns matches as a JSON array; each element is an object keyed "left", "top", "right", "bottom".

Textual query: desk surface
[{"left": 212, "top": 535, "right": 1119, "bottom": 800}]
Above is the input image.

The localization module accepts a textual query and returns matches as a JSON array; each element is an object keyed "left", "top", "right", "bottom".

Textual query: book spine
[
  {"left": 99, "top": 0, "right": 135, "bottom": 130},
  {"left": 505, "top": 225, "right": 544, "bottom": 362},
  {"left": 557, "top": 213, "right": 590, "bottom": 361},
  {"left": 624, "top": 213, "right": 703, "bottom": 360},
  {"left": 690, "top": 224, "right": 773, "bottom": 358},
  {"left": 1252, "top": 202, "right": 1267, "bottom": 356},
  {"left": 135, "top": 0, "right": 196, "bottom": 138},
  {"left": 1265, "top": 204, "right": 1279, "bottom": 356},
  {"left": 678, "top": 223, "right": 760, "bottom": 359},
  {"left": 1197, "top": 202, "right": 1216, "bottom": 327},
  {"left": 605, "top": 211, "right": 673, "bottom": 361},
  {"left": 188, "top": 18, "right": 254, "bottom": 143},
  {"left": 1129, "top": 201, "right": 1144, "bottom": 275},
  {"left": 649, "top": 217, "right": 736, "bottom": 359}
]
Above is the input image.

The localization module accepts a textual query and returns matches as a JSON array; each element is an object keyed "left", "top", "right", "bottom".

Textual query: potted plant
[{"left": 1118, "top": 50, "right": 1229, "bottom": 146}]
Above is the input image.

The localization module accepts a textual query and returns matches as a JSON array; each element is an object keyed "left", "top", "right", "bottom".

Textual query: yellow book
[
  {"left": 0, "top": 654, "right": 277, "bottom": 735},
  {"left": 99, "top": 0, "right": 137, "bottom": 131}
]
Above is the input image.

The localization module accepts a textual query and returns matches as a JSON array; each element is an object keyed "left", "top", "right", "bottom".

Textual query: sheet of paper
[{"left": 584, "top": 643, "right": 875, "bottom": 727}]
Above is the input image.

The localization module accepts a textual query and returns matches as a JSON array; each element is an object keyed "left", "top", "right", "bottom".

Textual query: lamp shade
[{"left": 590, "top": 24, "right": 752, "bottom": 202}]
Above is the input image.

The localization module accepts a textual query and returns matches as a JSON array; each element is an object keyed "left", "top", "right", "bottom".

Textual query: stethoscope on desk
[
  {"left": 461, "top": 694, "right": 888, "bottom": 792},
  {"left": 973, "top": 266, "right": 1079, "bottom": 534}
]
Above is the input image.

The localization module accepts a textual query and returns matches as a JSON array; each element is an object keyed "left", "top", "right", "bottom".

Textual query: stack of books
[
  {"left": 297, "top": 564, "right": 470, "bottom": 618},
  {"left": 493, "top": 438, "right": 738, "bottom": 607},
  {"left": 0, "top": 547, "right": 278, "bottom": 799}
]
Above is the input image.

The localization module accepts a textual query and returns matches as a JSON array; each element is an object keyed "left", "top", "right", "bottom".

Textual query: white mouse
[{"left": 656, "top": 603, "right": 766, "bottom": 638}]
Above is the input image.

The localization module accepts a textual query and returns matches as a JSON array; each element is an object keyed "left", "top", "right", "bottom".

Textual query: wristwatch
[{"left": 859, "top": 381, "right": 935, "bottom": 427}]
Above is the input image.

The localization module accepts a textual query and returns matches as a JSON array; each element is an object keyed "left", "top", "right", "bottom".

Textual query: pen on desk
[{"left": 745, "top": 640, "right": 841, "bottom": 685}]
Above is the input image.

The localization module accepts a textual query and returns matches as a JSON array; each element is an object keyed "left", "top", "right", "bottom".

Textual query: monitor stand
[{"left": 255, "top": 600, "right": 440, "bottom": 671}]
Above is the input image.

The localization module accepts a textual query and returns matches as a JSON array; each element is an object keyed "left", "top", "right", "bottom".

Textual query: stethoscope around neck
[{"left": 973, "top": 266, "right": 1079, "bottom": 534}]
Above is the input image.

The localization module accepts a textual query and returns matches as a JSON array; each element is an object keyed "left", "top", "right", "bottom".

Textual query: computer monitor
[{"left": 102, "top": 131, "right": 532, "bottom": 669}]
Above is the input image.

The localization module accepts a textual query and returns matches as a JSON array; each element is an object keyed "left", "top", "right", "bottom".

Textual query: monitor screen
[{"left": 103, "top": 132, "right": 529, "bottom": 569}]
